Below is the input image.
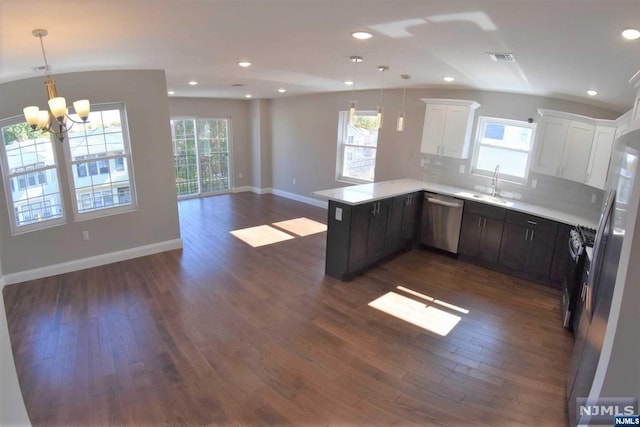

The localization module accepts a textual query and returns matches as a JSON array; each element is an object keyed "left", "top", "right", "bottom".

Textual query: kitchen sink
[{"left": 455, "top": 191, "right": 514, "bottom": 207}]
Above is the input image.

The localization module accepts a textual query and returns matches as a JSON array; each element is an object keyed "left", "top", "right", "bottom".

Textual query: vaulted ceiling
[{"left": 2, "top": 0, "right": 640, "bottom": 112}]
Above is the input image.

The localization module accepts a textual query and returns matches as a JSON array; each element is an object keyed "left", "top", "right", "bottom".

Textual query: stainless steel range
[{"left": 562, "top": 225, "right": 596, "bottom": 333}]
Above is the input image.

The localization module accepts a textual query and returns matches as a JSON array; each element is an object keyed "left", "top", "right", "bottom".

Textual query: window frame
[
  {"left": 63, "top": 102, "right": 138, "bottom": 222},
  {"left": 0, "top": 115, "right": 67, "bottom": 235},
  {"left": 335, "top": 110, "right": 379, "bottom": 184},
  {"left": 470, "top": 116, "right": 537, "bottom": 184}
]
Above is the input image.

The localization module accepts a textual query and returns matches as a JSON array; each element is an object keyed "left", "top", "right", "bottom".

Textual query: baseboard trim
[
  {"left": 2, "top": 238, "right": 183, "bottom": 286},
  {"left": 232, "top": 186, "right": 255, "bottom": 193},
  {"left": 269, "top": 188, "right": 328, "bottom": 209}
]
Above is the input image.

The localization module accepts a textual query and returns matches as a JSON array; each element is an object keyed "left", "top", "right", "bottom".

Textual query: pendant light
[
  {"left": 375, "top": 66, "right": 388, "bottom": 129},
  {"left": 348, "top": 56, "right": 363, "bottom": 125},
  {"left": 397, "top": 74, "right": 411, "bottom": 132}
]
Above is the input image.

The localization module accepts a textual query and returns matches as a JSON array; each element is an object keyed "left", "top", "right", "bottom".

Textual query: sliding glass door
[{"left": 170, "top": 118, "right": 231, "bottom": 197}]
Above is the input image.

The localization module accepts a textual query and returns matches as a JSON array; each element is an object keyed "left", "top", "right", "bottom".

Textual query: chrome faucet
[{"left": 491, "top": 164, "right": 500, "bottom": 196}]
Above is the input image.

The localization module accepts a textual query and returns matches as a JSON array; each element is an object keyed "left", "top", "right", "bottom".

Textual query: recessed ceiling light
[
  {"left": 188, "top": 80, "right": 198, "bottom": 86},
  {"left": 238, "top": 61, "right": 252, "bottom": 67},
  {"left": 351, "top": 31, "right": 373, "bottom": 40},
  {"left": 622, "top": 28, "right": 640, "bottom": 40},
  {"left": 278, "top": 88, "right": 286, "bottom": 93},
  {"left": 245, "top": 94, "right": 252, "bottom": 98},
  {"left": 350, "top": 56, "right": 363, "bottom": 63},
  {"left": 167, "top": 90, "right": 175, "bottom": 95},
  {"left": 344, "top": 81, "right": 354, "bottom": 86},
  {"left": 587, "top": 90, "right": 598, "bottom": 96},
  {"left": 443, "top": 76, "right": 455, "bottom": 82}
]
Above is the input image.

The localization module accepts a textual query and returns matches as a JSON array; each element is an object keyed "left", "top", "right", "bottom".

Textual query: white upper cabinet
[
  {"left": 420, "top": 99, "right": 480, "bottom": 158},
  {"left": 533, "top": 109, "right": 595, "bottom": 184},
  {"left": 585, "top": 124, "right": 616, "bottom": 190}
]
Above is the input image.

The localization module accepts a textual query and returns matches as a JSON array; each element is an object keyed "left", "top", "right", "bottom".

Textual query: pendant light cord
[{"left": 38, "top": 34, "right": 52, "bottom": 79}]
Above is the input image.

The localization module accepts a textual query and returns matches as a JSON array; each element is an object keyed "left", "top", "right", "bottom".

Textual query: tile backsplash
[{"left": 419, "top": 154, "right": 604, "bottom": 224}]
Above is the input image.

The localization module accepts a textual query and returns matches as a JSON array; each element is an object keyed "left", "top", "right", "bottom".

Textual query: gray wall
[
  {"left": 0, "top": 70, "right": 180, "bottom": 275},
  {"left": 249, "top": 99, "right": 273, "bottom": 189},
  {"left": 168, "top": 97, "right": 253, "bottom": 188},
  {"left": 270, "top": 88, "right": 622, "bottom": 220}
]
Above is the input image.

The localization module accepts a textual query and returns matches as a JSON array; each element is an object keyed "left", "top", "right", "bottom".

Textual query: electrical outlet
[
  {"left": 335, "top": 207, "right": 343, "bottom": 221},
  {"left": 293, "top": 177, "right": 296, "bottom": 185},
  {"left": 531, "top": 179, "right": 537, "bottom": 189},
  {"left": 238, "top": 172, "right": 243, "bottom": 179},
  {"left": 420, "top": 158, "right": 425, "bottom": 168},
  {"left": 592, "top": 194, "right": 597, "bottom": 204},
  {"left": 82, "top": 231, "right": 89, "bottom": 241},
  {"left": 458, "top": 165, "right": 465, "bottom": 174}
]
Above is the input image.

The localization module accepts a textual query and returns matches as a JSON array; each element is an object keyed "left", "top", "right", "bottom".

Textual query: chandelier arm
[{"left": 64, "top": 114, "right": 88, "bottom": 125}]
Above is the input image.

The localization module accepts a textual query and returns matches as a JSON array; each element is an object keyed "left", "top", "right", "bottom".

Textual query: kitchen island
[{"left": 314, "top": 179, "right": 597, "bottom": 283}]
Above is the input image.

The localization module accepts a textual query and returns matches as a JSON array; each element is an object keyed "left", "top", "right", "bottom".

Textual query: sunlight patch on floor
[
  {"left": 230, "top": 225, "right": 295, "bottom": 247},
  {"left": 272, "top": 217, "right": 327, "bottom": 236},
  {"left": 369, "top": 291, "right": 464, "bottom": 336},
  {"left": 396, "top": 285, "right": 469, "bottom": 314}
]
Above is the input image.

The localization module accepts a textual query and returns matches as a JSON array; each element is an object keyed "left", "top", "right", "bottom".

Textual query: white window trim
[
  {"left": 0, "top": 115, "right": 67, "bottom": 235},
  {"left": 470, "top": 116, "right": 537, "bottom": 184},
  {"left": 335, "top": 110, "right": 378, "bottom": 184},
  {"left": 63, "top": 102, "right": 138, "bottom": 222}
]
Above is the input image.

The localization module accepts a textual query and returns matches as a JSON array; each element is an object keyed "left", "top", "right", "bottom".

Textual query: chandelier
[{"left": 23, "top": 29, "right": 90, "bottom": 142}]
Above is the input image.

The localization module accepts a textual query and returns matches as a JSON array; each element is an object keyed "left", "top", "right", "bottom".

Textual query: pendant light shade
[
  {"left": 397, "top": 74, "right": 411, "bottom": 132},
  {"left": 348, "top": 56, "right": 362, "bottom": 125},
  {"left": 375, "top": 66, "right": 388, "bottom": 129}
]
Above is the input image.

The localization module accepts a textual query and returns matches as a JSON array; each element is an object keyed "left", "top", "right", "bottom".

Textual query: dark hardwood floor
[{"left": 3, "top": 193, "right": 573, "bottom": 426}]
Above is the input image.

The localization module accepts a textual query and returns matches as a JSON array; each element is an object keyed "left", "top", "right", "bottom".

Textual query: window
[
  {"left": 471, "top": 116, "right": 537, "bottom": 183},
  {"left": 64, "top": 103, "right": 136, "bottom": 220},
  {"left": 336, "top": 111, "right": 379, "bottom": 183},
  {"left": 0, "top": 119, "right": 65, "bottom": 234}
]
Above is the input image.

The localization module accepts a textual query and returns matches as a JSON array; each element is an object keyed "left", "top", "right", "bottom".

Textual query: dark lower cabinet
[
  {"left": 549, "top": 223, "right": 573, "bottom": 289},
  {"left": 325, "top": 192, "right": 421, "bottom": 280},
  {"left": 458, "top": 201, "right": 505, "bottom": 265},
  {"left": 498, "top": 211, "right": 558, "bottom": 283}
]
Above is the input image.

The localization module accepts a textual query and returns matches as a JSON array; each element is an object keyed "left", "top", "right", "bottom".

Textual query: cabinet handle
[
  {"left": 530, "top": 229, "right": 535, "bottom": 241},
  {"left": 527, "top": 220, "right": 537, "bottom": 225},
  {"left": 483, "top": 218, "right": 487, "bottom": 229},
  {"left": 525, "top": 229, "right": 529, "bottom": 240},
  {"left": 478, "top": 217, "right": 482, "bottom": 228}
]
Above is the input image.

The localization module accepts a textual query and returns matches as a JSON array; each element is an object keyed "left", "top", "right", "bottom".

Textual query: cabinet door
[
  {"left": 585, "top": 125, "right": 615, "bottom": 189},
  {"left": 458, "top": 212, "right": 483, "bottom": 259},
  {"left": 498, "top": 222, "right": 529, "bottom": 271},
  {"left": 524, "top": 228, "right": 556, "bottom": 282},
  {"left": 560, "top": 120, "right": 595, "bottom": 183},
  {"left": 420, "top": 104, "right": 446, "bottom": 154},
  {"left": 533, "top": 116, "right": 568, "bottom": 176},
  {"left": 549, "top": 223, "right": 572, "bottom": 289},
  {"left": 367, "top": 201, "right": 390, "bottom": 260},
  {"left": 441, "top": 105, "right": 471, "bottom": 158},
  {"left": 348, "top": 203, "right": 371, "bottom": 271},
  {"left": 401, "top": 193, "right": 420, "bottom": 245},
  {"left": 480, "top": 217, "right": 504, "bottom": 265},
  {"left": 386, "top": 196, "right": 405, "bottom": 251}
]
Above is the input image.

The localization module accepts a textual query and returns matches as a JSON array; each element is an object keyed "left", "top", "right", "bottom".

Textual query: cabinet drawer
[
  {"left": 463, "top": 200, "right": 506, "bottom": 221},
  {"left": 505, "top": 211, "right": 558, "bottom": 233}
]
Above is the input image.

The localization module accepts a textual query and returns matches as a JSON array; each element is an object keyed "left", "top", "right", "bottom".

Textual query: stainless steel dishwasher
[{"left": 421, "top": 193, "right": 464, "bottom": 254}]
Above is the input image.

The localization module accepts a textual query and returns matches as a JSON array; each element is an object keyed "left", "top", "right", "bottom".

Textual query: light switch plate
[
  {"left": 458, "top": 165, "right": 465, "bottom": 174},
  {"left": 592, "top": 194, "right": 597, "bottom": 204},
  {"left": 335, "top": 207, "right": 343, "bottom": 221},
  {"left": 531, "top": 179, "right": 537, "bottom": 189},
  {"left": 420, "top": 158, "right": 425, "bottom": 167}
]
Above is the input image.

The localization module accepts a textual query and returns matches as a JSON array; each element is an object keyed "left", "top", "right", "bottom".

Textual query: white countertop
[{"left": 314, "top": 178, "right": 598, "bottom": 229}]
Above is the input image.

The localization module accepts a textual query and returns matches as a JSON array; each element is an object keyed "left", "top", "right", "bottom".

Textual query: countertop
[{"left": 314, "top": 178, "right": 598, "bottom": 229}]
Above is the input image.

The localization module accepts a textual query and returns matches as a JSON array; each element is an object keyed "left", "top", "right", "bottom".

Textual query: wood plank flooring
[{"left": 3, "top": 193, "right": 573, "bottom": 426}]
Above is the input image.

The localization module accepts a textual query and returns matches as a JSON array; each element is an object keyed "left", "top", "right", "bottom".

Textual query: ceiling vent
[{"left": 488, "top": 52, "right": 516, "bottom": 62}]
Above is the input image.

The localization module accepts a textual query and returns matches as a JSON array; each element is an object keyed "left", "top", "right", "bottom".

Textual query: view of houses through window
[
  {"left": 170, "top": 118, "right": 231, "bottom": 197},
  {"left": 0, "top": 102, "right": 136, "bottom": 234},
  {"left": 336, "top": 111, "right": 379, "bottom": 183}
]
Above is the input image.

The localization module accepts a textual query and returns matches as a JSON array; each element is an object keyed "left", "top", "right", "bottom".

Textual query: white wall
[
  {"left": 0, "top": 70, "right": 181, "bottom": 276},
  {"left": 1, "top": 291, "right": 31, "bottom": 426}
]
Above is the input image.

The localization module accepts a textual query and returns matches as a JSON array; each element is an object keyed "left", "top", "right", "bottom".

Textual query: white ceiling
[{"left": 2, "top": 0, "right": 640, "bottom": 112}]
